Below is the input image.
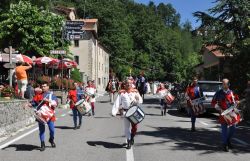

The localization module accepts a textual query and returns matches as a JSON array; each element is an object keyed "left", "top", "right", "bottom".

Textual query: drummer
[
  {"left": 29, "top": 81, "right": 58, "bottom": 151},
  {"left": 112, "top": 79, "right": 143, "bottom": 149},
  {"left": 211, "top": 78, "right": 239, "bottom": 152},
  {"left": 85, "top": 80, "right": 97, "bottom": 116},
  {"left": 156, "top": 83, "right": 169, "bottom": 116},
  {"left": 68, "top": 82, "right": 82, "bottom": 130}
]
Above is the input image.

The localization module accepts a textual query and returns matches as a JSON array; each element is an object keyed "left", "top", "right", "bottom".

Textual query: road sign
[
  {"left": 50, "top": 50, "right": 66, "bottom": 55},
  {"left": 67, "top": 34, "right": 85, "bottom": 40},
  {"left": 3, "top": 63, "right": 16, "bottom": 69},
  {"left": 66, "top": 30, "right": 85, "bottom": 35},
  {"left": 65, "top": 21, "right": 85, "bottom": 26},
  {"left": 64, "top": 26, "right": 82, "bottom": 30}
]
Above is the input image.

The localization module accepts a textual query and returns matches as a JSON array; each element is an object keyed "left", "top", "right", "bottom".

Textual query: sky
[{"left": 135, "top": 0, "right": 215, "bottom": 29}]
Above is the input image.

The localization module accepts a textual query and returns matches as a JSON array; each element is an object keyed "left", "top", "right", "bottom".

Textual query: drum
[
  {"left": 75, "top": 99, "right": 91, "bottom": 115},
  {"left": 164, "top": 92, "right": 175, "bottom": 104},
  {"left": 191, "top": 97, "right": 206, "bottom": 115},
  {"left": 125, "top": 106, "right": 145, "bottom": 124},
  {"left": 34, "top": 105, "right": 54, "bottom": 124},
  {"left": 221, "top": 105, "right": 242, "bottom": 126}
]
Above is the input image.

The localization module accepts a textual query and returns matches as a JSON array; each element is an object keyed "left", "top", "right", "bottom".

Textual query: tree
[
  {"left": 194, "top": 0, "right": 250, "bottom": 92},
  {"left": 0, "top": 0, "right": 69, "bottom": 57}
]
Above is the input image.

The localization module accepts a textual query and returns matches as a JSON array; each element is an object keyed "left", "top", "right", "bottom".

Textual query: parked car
[{"left": 177, "top": 80, "right": 223, "bottom": 113}]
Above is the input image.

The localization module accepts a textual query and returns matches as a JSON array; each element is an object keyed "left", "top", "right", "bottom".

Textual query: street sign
[
  {"left": 65, "top": 21, "right": 85, "bottom": 26},
  {"left": 65, "top": 26, "right": 82, "bottom": 30},
  {"left": 67, "top": 34, "right": 85, "bottom": 40},
  {"left": 50, "top": 50, "right": 66, "bottom": 55},
  {"left": 3, "top": 63, "right": 16, "bottom": 69},
  {"left": 66, "top": 30, "right": 85, "bottom": 35}
]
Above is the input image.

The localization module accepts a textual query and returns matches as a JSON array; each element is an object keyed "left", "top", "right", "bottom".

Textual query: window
[
  {"left": 74, "top": 56, "right": 79, "bottom": 65},
  {"left": 74, "top": 40, "right": 79, "bottom": 47},
  {"left": 98, "top": 78, "right": 101, "bottom": 85}
]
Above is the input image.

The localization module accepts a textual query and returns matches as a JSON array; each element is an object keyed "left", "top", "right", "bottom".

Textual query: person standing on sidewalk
[{"left": 15, "top": 61, "right": 32, "bottom": 99}]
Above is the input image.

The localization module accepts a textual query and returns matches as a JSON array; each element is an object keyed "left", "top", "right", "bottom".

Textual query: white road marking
[
  {"left": 199, "top": 121, "right": 209, "bottom": 126},
  {"left": 232, "top": 138, "right": 249, "bottom": 146},
  {"left": 0, "top": 127, "right": 39, "bottom": 150},
  {"left": 126, "top": 147, "right": 135, "bottom": 161}
]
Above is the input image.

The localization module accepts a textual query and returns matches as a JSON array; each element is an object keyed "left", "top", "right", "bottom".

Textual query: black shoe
[
  {"left": 161, "top": 111, "right": 164, "bottom": 116},
  {"left": 130, "top": 134, "right": 135, "bottom": 145},
  {"left": 223, "top": 145, "right": 229, "bottom": 152},
  {"left": 191, "top": 127, "right": 196, "bottom": 132},
  {"left": 49, "top": 138, "right": 56, "bottom": 148},
  {"left": 164, "top": 109, "right": 167, "bottom": 115},
  {"left": 40, "top": 141, "right": 45, "bottom": 151},
  {"left": 92, "top": 111, "right": 95, "bottom": 116},
  {"left": 73, "top": 126, "right": 77, "bottom": 130},
  {"left": 77, "top": 125, "right": 81, "bottom": 129},
  {"left": 126, "top": 140, "right": 131, "bottom": 149}
]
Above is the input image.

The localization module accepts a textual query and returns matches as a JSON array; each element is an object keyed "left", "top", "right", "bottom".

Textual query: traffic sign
[
  {"left": 67, "top": 34, "right": 85, "bottom": 40},
  {"left": 65, "top": 26, "right": 82, "bottom": 30},
  {"left": 65, "top": 21, "right": 85, "bottom": 26},
  {"left": 50, "top": 50, "right": 66, "bottom": 55},
  {"left": 3, "top": 63, "right": 16, "bottom": 69}
]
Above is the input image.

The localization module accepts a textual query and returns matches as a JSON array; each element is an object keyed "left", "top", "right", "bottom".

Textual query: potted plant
[{"left": 1, "top": 86, "right": 15, "bottom": 99}]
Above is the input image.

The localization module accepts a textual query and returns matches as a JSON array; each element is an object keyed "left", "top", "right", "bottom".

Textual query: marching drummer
[
  {"left": 85, "top": 80, "right": 97, "bottom": 116},
  {"left": 29, "top": 81, "right": 58, "bottom": 151},
  {"left": 68, "top": 82, "right": 83, "bottom": 130},
  {"left": 211, "top": 78, "right": 240, "bottom": 152},
  {"left": 156, "top": 83, "right": 169, "bottom": 116},
  {"left": 112, "top": 79, "right": 143, "bottom": 149},
  {"left": 185, "top": 77, "right": 203, "bottom": 132}
]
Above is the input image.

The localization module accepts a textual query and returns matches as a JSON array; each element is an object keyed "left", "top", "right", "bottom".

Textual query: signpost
[
  {"left": 50, "top": 50, "right": 66, "bottom": 55},
  {"left": 3, "top": 63, "right": 16, "bottom": 69},
  {"left": 64, "top": 20, "right": 85, "bottom": 40}
]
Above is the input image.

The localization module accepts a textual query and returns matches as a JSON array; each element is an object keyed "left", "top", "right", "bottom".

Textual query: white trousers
[{"left": 124, "top": 117, "right": 131, "bottom": 140}]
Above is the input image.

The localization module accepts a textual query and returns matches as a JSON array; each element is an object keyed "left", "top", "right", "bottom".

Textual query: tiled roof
[{"left": 205, "top": 45, "right": 232, "bottom": 57}]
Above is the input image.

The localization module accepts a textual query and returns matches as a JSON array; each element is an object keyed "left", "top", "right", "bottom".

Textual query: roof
[{"left": 204, "top": 45, "right": 232, "bottom": 58}]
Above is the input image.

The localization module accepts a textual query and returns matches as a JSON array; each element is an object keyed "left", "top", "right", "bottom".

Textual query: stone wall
[{"left": 0, "top": 100, "right": 35, "bottom": 138}]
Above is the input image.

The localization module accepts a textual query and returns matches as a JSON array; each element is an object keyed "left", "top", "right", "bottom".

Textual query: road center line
[
  {"left": 0, "top": 127, "right": 39, "bottom": 150},
  {"left": 232, "top": 138, "right": 249, "bottom": 146},
  {"left": 199, "top": 121, "right": 209, "bottom": 126},
  {"left": 126, "top": 147, "right": 135, "bottom": 161}
]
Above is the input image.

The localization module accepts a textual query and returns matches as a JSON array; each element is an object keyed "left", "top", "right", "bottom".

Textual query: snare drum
[
  {"left": 221, "top": 106, "right": 242, "bottom": 126},
  {"left": 75, "top": 99, "right": 91, "bottom": 114},
  {"left": 34, "top": 105, "right": 54, "bottom": 124},
  {"left": 125, "top": 106, "right": 145, "bottom": 124},
  {"left": 164, "top": 92, "right": 175, "bottom": 104},
  {"left": 191, "top": 97, "right": 206, "bottom": 115}
]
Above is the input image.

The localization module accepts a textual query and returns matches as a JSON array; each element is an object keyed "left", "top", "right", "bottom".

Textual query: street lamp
[{"left": 32, "top": 56, "right": 36, "bottom": 80}]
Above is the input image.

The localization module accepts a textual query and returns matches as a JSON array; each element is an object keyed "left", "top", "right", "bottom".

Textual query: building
[
  {"left": 195, "top": 45, "right": 232, "bottom": 81},
  {"left": 54, "top": 6, "right": 110, "bottom": 92}
]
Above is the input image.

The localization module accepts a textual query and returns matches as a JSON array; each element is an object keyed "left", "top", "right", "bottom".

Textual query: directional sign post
[
  {"left": 64, "top": 20, "right": 85, "bottom": 41},
  {"left": 3, "top": 63, "right": 16, "bottom": 69},
  {"left": 50, "top": 50, "right": 66, "bottom": 55}
]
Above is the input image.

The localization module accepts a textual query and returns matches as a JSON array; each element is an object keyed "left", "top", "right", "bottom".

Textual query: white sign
[
  {"left": 3, "top": 63, "right": 16, "bottom": 69},
  {"left": 50, "top": 50, "right": 66, "bottom": 55}
]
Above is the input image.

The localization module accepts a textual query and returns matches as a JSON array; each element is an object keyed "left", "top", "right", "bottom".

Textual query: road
[{"left": 0, "top": 94, "right": 250, "bottom": 161}]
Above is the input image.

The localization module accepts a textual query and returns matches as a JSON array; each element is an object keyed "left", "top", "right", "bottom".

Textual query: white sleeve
[
  {"left": 136, "top": 93, "right": 143, "bottom": 104},
  {"left": 112, "top": 94, "right": 121, "bottom": 116}
]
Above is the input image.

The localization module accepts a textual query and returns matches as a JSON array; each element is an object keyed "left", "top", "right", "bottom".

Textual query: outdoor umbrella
[
  {"left": 15, "top": 54, "right": 33, "bottom": 64},
  {"left": 34, "top": 56, "right": 57, "bottom": 65}
]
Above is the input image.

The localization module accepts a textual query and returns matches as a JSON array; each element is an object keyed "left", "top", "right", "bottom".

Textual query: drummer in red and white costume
[
  {"left": 156, "top": 83, "right": 169, "bottom": 116},
  {"left": 30, "top": 81, "right": 58, "bottom": 151},
  {"left": 211, "top": 78, "right": 239, "bottom": 152},
  {"left": 112, "top": 79, "right": 143, "bottom": 149},
  {"left": 85, "top": 80, "right": 97, "bottom": 116}
]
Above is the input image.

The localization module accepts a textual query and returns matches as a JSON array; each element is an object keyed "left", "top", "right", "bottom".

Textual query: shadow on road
[
  {"left": 55, "top": 126, "right": 74, "bottom": 130},
  {"left": 86, "top": 141, "right": 124, "bottom": 149},
  {"left": 2, "top": 144, "right": 40, "bottom": 151},
  {"left": 137, "top": 126, "right": 250, "bottom": 155},
  {"left": 143, "top": 98, "right": 160, "bottom": 105}
]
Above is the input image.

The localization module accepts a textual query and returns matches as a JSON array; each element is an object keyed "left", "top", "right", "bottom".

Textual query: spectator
[
  {"left": 15, "top": 61, "right": 32, "bottom": 99},
  {"left": 24, "top": 80, "right": 35, "bottom": 100},
  {"left": 244, "top": 81, "right": 250, "bottom": 119}
]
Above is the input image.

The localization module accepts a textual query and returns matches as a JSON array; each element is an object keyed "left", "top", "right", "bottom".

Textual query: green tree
[{"left": 0, "top": 0, "right": 69, "bottom": 56}]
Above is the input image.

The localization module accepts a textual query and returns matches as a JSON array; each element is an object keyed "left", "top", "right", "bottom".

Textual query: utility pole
[{"left": 9, "top": 46, "right": 13, "bottom": 87}]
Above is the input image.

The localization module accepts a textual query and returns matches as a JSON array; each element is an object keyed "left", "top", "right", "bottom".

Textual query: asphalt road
[{"left": 0, "top": 94, "right": 249, "bottom": 161}]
